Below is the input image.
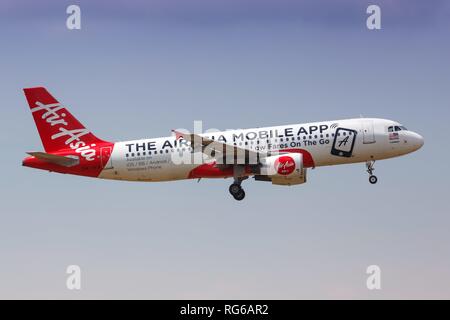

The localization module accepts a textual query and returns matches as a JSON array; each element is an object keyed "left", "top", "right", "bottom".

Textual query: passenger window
[
  {"left": 388, "top": 126, "right": 393, "bottom": 132},
  {"left": 395, "top": 126, "right": 402, "bottom": 131}
]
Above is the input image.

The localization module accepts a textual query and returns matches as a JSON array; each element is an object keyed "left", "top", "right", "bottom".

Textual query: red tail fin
[{"left": 23, "top": 87, "right": 108, "bottom": 152}]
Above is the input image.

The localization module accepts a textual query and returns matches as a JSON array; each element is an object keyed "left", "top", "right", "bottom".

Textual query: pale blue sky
[{"left": 0, "top": 0, "right": 449, "bottom": 299}]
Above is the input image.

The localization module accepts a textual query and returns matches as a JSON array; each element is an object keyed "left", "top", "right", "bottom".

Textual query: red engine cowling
[{"left": 259, "top": 153, "right": 307, "bottom": 185}]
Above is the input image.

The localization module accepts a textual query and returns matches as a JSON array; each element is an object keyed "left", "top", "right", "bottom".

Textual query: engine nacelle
[{"left": 259, "top": 153, "right": 307, "bottom": 185}]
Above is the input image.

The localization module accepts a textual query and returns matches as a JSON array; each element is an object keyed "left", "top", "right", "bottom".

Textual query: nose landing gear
[{"left": 366, "top": 160, "right": 378, "bottom": 184}]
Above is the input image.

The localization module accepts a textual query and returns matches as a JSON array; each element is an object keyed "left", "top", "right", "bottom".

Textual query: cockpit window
[{"left": 388, "top": 125, "right": 408, "bottom": 132}]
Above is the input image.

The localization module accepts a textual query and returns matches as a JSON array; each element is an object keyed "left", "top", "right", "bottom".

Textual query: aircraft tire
[
  {"left": 229, "top": 183, "right": 242, "bottom": 196},
  {"left": 233, "top": 189, "right": 245, "bottom": 201},
  {"left": 369, "top": 175, "right": 378, "bottom": 184}
]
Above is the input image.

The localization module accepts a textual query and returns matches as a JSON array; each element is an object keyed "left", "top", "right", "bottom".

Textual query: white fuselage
[{"left": 98, "top": 118, "right": 424, "bottom": 182}]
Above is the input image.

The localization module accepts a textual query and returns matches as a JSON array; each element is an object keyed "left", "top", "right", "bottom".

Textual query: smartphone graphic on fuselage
[{"left": 331, "top": 128, "right": 357, "bottom": 157}]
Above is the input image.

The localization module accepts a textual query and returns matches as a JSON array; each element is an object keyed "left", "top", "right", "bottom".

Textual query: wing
[{"left": 172, "top": 129, "right": 263, "bottom": 165}]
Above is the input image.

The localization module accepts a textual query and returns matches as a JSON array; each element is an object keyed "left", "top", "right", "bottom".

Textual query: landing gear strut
[{"left": 366, "top": 160, "right": 378, "bottom": 184}]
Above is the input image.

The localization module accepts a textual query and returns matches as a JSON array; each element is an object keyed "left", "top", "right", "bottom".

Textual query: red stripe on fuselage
[
  {"left": 188, "top": 162, "right": 234, "bottom": 179},
  {"left": 187, "top": 148, "right": 314, "bottom": 179}
]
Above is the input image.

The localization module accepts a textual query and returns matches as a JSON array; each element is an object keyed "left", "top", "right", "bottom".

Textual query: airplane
[{"left": 22, "top": 87, "right": 424, "bottom": 201}]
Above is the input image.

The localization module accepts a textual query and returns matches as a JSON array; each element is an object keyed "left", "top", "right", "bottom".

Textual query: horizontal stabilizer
[{"left": 26, "top": 152, "right": 79, "bottom": 167}]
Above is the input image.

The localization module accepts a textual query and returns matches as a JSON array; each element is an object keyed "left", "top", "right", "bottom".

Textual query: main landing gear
[
  {"left": 229, "top": 182, "right": 245, "bottom": 201},
  {"left": 229, "top": 166, "right": 247, "bottom": 201},
  {"left": 366, "top": 160, "right": 378, "bottom": 184}
]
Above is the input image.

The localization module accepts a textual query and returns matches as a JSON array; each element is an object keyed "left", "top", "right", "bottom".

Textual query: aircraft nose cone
[{"left": 411, "top": 132, "right": 424, "bottom": 150}]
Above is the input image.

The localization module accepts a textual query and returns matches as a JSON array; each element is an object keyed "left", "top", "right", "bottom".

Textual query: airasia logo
[
  {"left": 31, "top": 101, "right": 96, "bottom": 161},
  {"left": 274, "top": 156, "right": 296, "bottom": 175}
]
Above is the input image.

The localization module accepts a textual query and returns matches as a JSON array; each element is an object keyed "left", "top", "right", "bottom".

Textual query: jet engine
[{"left": 256, "top": 153, "right": 307, "bottom": 185}]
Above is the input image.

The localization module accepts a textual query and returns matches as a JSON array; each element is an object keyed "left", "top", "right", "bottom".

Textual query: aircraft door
[{"left": 362, "top": 120, "right": 376, "bottom": 144}]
